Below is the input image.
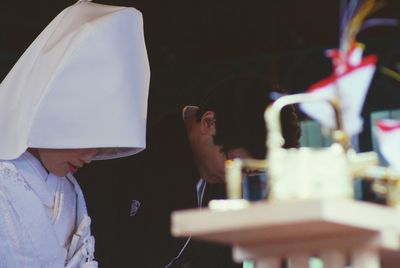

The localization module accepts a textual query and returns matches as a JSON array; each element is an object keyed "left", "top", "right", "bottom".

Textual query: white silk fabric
[
  {"left": 0, "top": 151, "right": 97, "bottom": 267},
  {"left": 0, "top": 1, "right": 150, "bottom": 160}
]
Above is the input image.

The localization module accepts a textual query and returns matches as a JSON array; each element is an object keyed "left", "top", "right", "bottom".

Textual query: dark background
[
  {"left": 1, "top": 0, "right": 400, "bottom": 147},
  {"left": 1, "top": 0, "right": 341, "bottom": 66}
]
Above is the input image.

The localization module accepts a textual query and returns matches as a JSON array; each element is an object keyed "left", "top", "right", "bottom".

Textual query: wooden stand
[{"left": 171, "top": 199, "right": 400, "bottom": 268}]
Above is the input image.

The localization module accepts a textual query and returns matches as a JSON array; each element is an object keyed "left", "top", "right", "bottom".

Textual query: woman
[{"left": 0, "top": 0, "right": 149, "bottom": 267}]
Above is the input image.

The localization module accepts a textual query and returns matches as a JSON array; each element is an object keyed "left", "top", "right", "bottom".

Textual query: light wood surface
[{"left": 171, "top": 199, "right": 400, "bottom": 267}]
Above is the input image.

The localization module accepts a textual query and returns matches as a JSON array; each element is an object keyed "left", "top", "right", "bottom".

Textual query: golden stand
[
  {"left": 172, "top": 93, "right": 400, "bottom": 268},
  {"left": 172, "top": 199, "right": 400, "bottom": 268}
]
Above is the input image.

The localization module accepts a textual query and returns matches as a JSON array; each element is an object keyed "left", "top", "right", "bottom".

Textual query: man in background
[{"left": 78, "top": 76, "right": 300, "bottom": 267}]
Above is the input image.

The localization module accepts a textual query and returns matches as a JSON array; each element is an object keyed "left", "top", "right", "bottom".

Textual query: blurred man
[{"left": 78, "top": 76, "right": 300, "bottom": 267}]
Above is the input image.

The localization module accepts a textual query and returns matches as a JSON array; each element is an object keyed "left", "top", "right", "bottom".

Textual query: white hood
[{"left": 0, "top": 0, "right": 150, "bottom": 160}]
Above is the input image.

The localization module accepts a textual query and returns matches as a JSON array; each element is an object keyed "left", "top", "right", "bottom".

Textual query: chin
[{"left": 52, "top": 170, "right": 69, "bottom": 177}]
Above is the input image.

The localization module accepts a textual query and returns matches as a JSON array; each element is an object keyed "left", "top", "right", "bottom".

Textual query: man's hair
[{"left": 196, "top": 76, "right": 300, "bottom": 159}]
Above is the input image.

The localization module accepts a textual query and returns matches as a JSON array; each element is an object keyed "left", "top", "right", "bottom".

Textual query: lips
[{"left": 68, "top": 163, "right": 79, "bottom": 173}]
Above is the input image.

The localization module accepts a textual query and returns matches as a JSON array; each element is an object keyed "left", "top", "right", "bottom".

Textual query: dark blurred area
[{"left": 1, "top": 0, "right": 342, "bottom": 66}]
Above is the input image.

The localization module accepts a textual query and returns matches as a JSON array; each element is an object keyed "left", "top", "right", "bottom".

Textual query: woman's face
[{"left": 29, "top": 148, "right": 100, "bottom": 176}]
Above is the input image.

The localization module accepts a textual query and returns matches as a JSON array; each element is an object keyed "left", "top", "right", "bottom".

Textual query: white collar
[{"left": 11, "top": 151, "right": 54, "bottom": 207}]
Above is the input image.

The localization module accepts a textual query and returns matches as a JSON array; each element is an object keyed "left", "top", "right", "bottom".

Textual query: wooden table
[{"left": 171, "top": 199, "right": 400, "bottom": 268}]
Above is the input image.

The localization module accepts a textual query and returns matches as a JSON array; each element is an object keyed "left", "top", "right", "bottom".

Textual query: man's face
[
  {"left": 203, "top": 146, "right": 253, "bottom": 184},
  {"left": 32, "top": 148, "right": 100, "bottom": 176},
  {"left": 194, "top": 110, "right": 254, "bottom": 184}
]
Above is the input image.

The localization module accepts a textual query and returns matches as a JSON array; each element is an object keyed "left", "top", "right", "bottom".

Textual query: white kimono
[
  {"left": 0, "top": 1, "right": 149, "bottom": 265},
  {"left": 0, "top": 151, "right": 98, "bottom": 268}
]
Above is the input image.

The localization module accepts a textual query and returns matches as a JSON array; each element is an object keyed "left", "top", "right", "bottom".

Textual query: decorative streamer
[
  {"left": 300, "top": 0, "right": 379, "bottom": 137},
  {"left": 376, "top": 119, "right": 400, "bottom": 171}
]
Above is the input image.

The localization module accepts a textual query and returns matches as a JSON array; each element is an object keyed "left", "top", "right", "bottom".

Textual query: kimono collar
[{"left": 11, "top": 151, "right": 54, "bottom": 207}]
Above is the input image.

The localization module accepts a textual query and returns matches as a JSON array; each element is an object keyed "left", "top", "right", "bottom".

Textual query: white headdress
[{"left": 0, "top": 1, "right": 150, "bottom": 160}]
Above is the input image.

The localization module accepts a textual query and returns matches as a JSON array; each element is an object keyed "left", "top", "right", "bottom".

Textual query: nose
[{"left": 80, "top": 148, "right": 99, "bottom": 163}]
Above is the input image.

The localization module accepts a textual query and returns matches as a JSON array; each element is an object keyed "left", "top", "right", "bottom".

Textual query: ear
[{"left": 200, "top": 111, "right": 216, "bottom": 135}]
